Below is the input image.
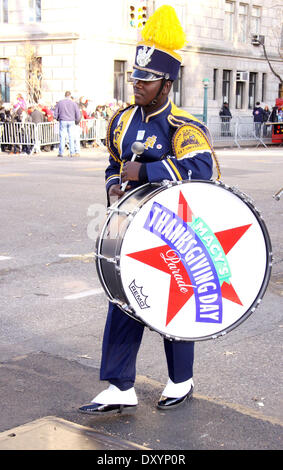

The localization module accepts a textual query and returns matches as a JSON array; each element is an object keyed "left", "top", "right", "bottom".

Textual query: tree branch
[{"left": 262, "top": 43, "right": 283, "bottom": 85}]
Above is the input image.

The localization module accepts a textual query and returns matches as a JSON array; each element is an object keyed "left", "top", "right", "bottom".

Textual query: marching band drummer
[{"left": 79, "top": 5, "right": 219, "bottom": 415}]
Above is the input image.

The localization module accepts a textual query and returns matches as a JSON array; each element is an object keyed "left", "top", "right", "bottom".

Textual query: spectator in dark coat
[
  {"left": 29, "top": 106, "right": 45, "bottom": 124},
  {"left": 253, "top": 101, "right": 265, "bottom": 137},
  {"left": 219, "top": 102, "right": 232, "bottom": 136}
]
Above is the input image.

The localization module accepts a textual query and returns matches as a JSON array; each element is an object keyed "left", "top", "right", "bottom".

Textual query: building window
[
  {"left": 249, "top": 72, "right": 257, "bottom": 109},
  {"left": 261, "top": 73, "right": 266, "bottom": 102},
  {"left": 224, "top": 1, "right": 235, "bottom": 41},
  {"left": 28, "top": 0, "right": 41, "bottom": 23},
  {"left": 251, "top": 6, "right": 261, "bottom": 34},
  {"left": 236, "top": 81, "right": 244, "bottom": 109},
  {"left": 172, "top": 66, "right": 183, "bottom": 106},
  {"left": 239, "top": 3, "right": 248, "bottom": 42},
  {"left": 213, "top": 69, "right": 218, "bottom": 100},
  {"left": 222, "top": 70, "right": 231, "bottom": 103},
  {"left": 0, "top": 59, "right": 10, "bottom": 102},
  {"left": 114, "top": 60, "right": 125, "bottom": 102},
  {"left": 0, "top": 0, "right": 8, "bottom": 23}
]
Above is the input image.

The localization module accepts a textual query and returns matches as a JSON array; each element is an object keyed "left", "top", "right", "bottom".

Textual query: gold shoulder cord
[
  {"left": 106, "top": 109, "right": 123, "bottom": 162},
  {"left": 206, "top": 127, "right": 221, "bottom": 181},
  {"left": 211, "top": 149, "right": 222, "bottom": 181}
]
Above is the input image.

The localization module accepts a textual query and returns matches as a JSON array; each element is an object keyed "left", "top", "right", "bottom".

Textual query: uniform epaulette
[
  {"left": 168, "top": 102, "right": 221, "bottom": 180},
  {"left": 168, "top": 102, "right": 203, "bottom": 128}
]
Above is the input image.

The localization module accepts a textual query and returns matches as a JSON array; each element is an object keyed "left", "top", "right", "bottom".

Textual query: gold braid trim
[
  {"left": 105, "top": 111, "right": 121, "bottom": 162},
  {"left": 106, "top": 106, "right": 134, "bottom": 162},
  {"left": 133, "top": 65, "right": 165, "bottom": 76},
  {"left": 205, "top": 127, "right": 221, "bottom": 181},
  {"left": 167, "top": 115, "right": 188, "bottom": 128}
]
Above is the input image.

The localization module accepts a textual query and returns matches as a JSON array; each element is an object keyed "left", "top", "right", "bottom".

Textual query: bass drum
[{"left": 95, "top": 180, "right": 272, "bottom": 341}]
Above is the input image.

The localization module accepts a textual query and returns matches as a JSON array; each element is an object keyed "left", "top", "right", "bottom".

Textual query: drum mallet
[{"left": 120, "top": 141, "right": 145, "bottom": 192}]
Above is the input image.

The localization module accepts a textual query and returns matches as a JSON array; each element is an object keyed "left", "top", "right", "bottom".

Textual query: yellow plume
[{"left": 141, "top": 5, "right": 187, "bottom": 51}]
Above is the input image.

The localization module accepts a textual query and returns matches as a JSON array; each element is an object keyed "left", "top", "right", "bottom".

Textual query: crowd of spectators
[
  {"left": 0, "top": 93, "right": 130, "bottom": 154},
  {"left": 0, "top": 93, "right": 130, "bottom": 126}
]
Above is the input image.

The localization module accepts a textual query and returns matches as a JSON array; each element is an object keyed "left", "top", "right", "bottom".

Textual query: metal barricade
[
  {"left": 0, "top": 121, "right": 37, "bottom": 153},
  {"left": 208, "top": 119, "right": 239, "bottom": 147},
  {"left": 0, "top": 117, "right": 278, "bottom": 153},
  {"left": 37, "top": 121, "right": 60, "bottom": 147},
  {"left": 78, "top": 118, "right": 107, "bottom": 144},
  {"left": 235, "top": 122, "right": 267, "bottom": 148},
  {"left": 95, "top": 118, "right": 107, "bottom": 144},
  {"left": 0, "top": 119, "right": 107, "bottom": 153},
  {"left": 262, "top": 122, "right": 273, "bottom": 139},
  {"left": 207, "top": 118, "right": 272, "bottom": 148},
  {"left": 79, "top": 118, "right": 96, "bottom": 142}
]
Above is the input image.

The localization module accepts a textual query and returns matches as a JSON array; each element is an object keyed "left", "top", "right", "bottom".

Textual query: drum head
[{"left": 118, "top": 181, "right": 272, "bottom": 341}]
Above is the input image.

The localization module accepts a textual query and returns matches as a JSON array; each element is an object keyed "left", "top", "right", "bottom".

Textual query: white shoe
[
  {"left": 162, "top": 377, "right": 194, "bottom": 398},
  {"left": 91, "top": 384, "right": 138, "bottom": 405},
  {"left": 157, "top": 378, "right": 194, "bottom": 410}
]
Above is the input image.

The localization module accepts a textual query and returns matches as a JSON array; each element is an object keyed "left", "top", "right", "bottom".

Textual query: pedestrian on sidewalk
[
  {"left": 263, "top": 105, "right": 271, "bottom": 137},
  {"left": 253, "top": 101, "right": 264, "bottom": 137},
  {"left": 219, "top": 102, "right": 232, "bottom": 136},
  {"left": 53, "top": 91, "right": 81, "bottom": 157}
]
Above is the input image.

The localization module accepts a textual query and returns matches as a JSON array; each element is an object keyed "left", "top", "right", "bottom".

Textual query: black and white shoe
[
  {"left": 78, "top": 402, "right": 136, "bottom": 415},
  {"left": 78, "top": 384, "right": 138, "bottom": 415},
  {"left": 157, "top": 378, "right": 194, "bottom": 410}
]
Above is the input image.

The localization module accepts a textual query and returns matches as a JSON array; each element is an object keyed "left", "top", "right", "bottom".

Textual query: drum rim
[
  {"left": 119, "top": 179, "right": 273, "bottom": 341},
  {"left": 95, "top": 183, "right": 163, "bottom": 303},
  {"left": 96, "top": 180, "right": 272, "bottom": 341}
]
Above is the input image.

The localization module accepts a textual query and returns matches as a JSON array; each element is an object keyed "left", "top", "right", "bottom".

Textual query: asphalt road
[{"left": 0, "top": 145, "right": 282, "bottom": 452}]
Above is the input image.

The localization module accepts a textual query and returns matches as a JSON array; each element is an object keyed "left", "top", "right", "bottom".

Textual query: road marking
[
  {"left": 59, "top": 254, "right": 85, "bottom": 258},
  {"left": 80, "top": 167, "right": 105, "bottom": 172},
  {"left": 0, "top": 173, "right": 29, "bottom": 177},
  {"left": 0, "top": 256, "right": 12, "bottom": 260},
  {"left": 64, "top": 288, "right": 103, "bottom": 300},
  {"left": 58, "top": 253, "right": 95, "bottom": 259}
]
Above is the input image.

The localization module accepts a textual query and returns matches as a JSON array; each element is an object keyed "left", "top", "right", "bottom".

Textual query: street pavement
[{"left": 0, "top": 145, "right": 282, "bottom": 453}]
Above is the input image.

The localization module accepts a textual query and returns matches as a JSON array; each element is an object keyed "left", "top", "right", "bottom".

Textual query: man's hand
[
  {"left": 121, "top": 161, "right": 142, "bottom": 183},
  {"left": 108, "top": 184, "right": 125, "bottom": 200},
  {"left": 108, "top": 183, "right": 127, "bottom": 205}
]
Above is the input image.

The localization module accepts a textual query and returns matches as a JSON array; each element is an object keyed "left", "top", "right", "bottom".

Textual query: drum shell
[
  {"left": 95, "top": 184, "right": 162, "bottom": 308},
  {"left": 95, "top": 180, "right": 272, "bottom": 341}
]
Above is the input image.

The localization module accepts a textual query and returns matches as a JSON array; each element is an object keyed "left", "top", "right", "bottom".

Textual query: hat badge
[{"left": 137, "top": 45, "right": 155, "bottom": 67}]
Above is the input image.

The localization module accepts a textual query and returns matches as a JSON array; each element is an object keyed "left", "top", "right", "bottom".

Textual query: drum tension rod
[
  {"left": 107, "top": 208, "right": 131, "bottom": 216},
  {"left": 95, "top": 253, "right": 119, "bottom": 264}
]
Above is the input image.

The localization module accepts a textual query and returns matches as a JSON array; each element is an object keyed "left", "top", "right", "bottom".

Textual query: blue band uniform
[{"left": 105, "top": 99, "right": 217, "bottom": 194}]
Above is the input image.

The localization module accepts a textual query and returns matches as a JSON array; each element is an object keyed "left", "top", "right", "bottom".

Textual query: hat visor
[{"left": 131, "top": 69, "right": 163, "bottom": 81}]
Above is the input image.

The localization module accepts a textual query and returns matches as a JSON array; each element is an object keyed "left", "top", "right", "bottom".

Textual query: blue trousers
[
  {"left": 100, "top": 303, "right": 194, "bottom": 391},
  {"left": 59, "top": 120, "right": 76, "bottom": 155}
]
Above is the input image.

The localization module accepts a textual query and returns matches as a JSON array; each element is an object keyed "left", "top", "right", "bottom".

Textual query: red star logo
[{"left": 127, "top": 191, "right": 252, "bottom": 326}]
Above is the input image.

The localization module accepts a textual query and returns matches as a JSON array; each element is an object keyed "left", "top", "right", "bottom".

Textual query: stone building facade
[{"left": 0, "top": 0, "right": 282, "bottom": 118}]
